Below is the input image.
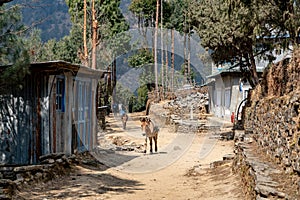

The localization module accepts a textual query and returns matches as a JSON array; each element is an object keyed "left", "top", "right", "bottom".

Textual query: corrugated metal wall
[
  {"left": 0, "top": 72, "right": 49, "bottom": 165},
  {"left": 72, "top": 77, "right": 93, "bottom": 152},
  {"left": 0, "top": 68, "right": 99, "bottom": 165}
]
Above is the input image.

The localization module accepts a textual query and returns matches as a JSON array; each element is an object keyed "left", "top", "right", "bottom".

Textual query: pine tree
[
  {"left": 0, "top": 0, "right": 12, "bottom": 7},
  {"left": 192, "top": 0, "right": 300, "bottom": 87},
  {"left": 0, "top": 4, "right": 30, "bottom": 92}
]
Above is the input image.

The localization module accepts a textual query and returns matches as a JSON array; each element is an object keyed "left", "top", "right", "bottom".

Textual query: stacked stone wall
[
  {"left": 244, "top": 50, "right": 300, "bottom": 174},
  {"left": 0, "top": 153, "right": 77, "bottom": 199}
]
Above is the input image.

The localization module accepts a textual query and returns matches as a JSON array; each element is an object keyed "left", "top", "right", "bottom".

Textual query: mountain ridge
[
  {"left": 12, "top": 0, "right": 131, "bottom": 42},
  {"left": 12, "top": 0, "right": 72, "bottom": 42}
]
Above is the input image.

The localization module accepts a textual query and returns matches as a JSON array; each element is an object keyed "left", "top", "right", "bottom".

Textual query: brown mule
[{"left": 140, "top": 117, "right": 159, "bottom": 153}]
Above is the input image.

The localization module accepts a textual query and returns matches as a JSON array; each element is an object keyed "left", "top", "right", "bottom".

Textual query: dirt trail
[{"left": 16, "top": 114, "right": 244, "bottom": 200}]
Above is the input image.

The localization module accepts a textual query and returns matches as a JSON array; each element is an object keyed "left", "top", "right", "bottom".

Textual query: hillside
[
  {"left": 9, "top": 0, "right": 211, "bottom": 80},
  {"left": 11, "top": 0, "right": 132, "bottom": 42},
  {"left": 12, "top": 0, "right": 71, "bottom": 42}
]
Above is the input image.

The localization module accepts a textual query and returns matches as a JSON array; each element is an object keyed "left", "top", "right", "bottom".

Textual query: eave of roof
[
  {"left": 1, "top": 60, "right": 111, "bottom": 78},
  {"left": 201, "top": 79, "right": 215, "bottom": 86},
  {"left": 31, "top": 60, "right": 107, "bottom": 72},
  {"left": 207, "top": 66, "right": 264, "bottom": 79}
]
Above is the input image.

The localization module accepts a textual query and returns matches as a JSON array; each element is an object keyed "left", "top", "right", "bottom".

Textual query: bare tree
[
  {"left": 171, "top": 28, "right": 174, "bottom": 93},
  {"left": 160, "top": 0, "right": 164, "bottom": 100},
  {"left": 83, "top": 0, "right": 88, "bottom": 66},
  {"left": 154, "top": 0, "right": 159, "bottom": 100},
  {"left": 91, "top": 0, "right": 98, "bottom": 70}
]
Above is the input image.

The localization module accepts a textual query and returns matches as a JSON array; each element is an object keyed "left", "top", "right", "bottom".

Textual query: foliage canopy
[
  {"left": 191, "top": 0, "right": 300, "bottom": 86},
  {"left": 0, "top": 4, "right": 30, "bottom": 92}
]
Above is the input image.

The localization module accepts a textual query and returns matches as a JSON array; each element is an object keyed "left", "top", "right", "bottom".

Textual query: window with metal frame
[
  {"left": 56, "top": 77, "right": 65, "bottom": 112},
  {"left": 225, "top": 88, "right": 231, "bottom": 109}
]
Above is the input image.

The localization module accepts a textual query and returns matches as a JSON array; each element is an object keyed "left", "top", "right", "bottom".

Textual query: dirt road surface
[{"left": 17, "top": 113, "right": 244, "bottom": 200}]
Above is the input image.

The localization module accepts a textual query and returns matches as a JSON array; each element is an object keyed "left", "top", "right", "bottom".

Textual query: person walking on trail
[
  {"left": 118, "top": 103, "right": 123, "bottom": 115},
  {"left": 120, "top": 109, "right": 128, "bottom": 130},
  {"left": 113, "top": 103, "right": 118, "bottom": 116}
]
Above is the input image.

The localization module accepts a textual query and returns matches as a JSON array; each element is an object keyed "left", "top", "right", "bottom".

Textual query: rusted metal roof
[
  {"left": 0, "top": 60, "right": 111, "bottom": 78},
  {"left": 31, "top": 60, "right": 110, "bottom": 78}
]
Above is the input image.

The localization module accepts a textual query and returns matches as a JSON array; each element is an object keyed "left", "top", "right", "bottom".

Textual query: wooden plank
[
  {"left": 65, "top": 73, "right": 72, "bottom": 155},
  {"left": 36, "top": 74, "right": 42, "bottom": 161},
  {"left": 52, "top": 79, "right": 56, "bottom": 153},
  {"left": 42, "top": 74, "right": 50, "bottom": 155}
]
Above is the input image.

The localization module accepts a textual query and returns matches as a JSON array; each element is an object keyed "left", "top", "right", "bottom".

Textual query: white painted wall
[{"left": 208, "top": 74, "right": 251, "bottom": 120}]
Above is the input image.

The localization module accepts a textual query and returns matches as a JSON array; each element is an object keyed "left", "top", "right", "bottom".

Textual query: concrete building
[{"left": 206, "top": 65, "right": 263, "bottom": 121}]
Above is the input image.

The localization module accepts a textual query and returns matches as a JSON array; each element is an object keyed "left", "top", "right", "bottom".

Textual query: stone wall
[
  {"left": 0, "top": 153, "right": 77, "bottom": 199},
  {"left": 244, "top": 50, "right": 300, "bottom": 174},
  {"left": 233, "top": 133, "right": 290, "bottom": 199}
]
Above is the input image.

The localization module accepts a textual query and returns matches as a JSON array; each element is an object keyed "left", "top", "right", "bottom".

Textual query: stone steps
[{"left": 233, "top": 133, "right": 289, "bottom": 199}]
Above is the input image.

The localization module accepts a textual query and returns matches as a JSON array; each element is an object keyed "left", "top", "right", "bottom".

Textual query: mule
[{"left": 140, "top": 117, "right": 159, "bottom": 153}]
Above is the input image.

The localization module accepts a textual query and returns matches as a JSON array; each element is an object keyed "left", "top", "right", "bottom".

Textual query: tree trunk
[
  {"left": 171, "top": 28, "right": 175, "bottom": 93},
  {"left": 184, "top": 31, "right": 187, "bottom": 84},
  {"left": 154, "top": 0, "right": 159, "bottom": 100},
  {"left": 249, "top": 51, "right": 259, "bottom": 86},
  {"left": 113, "top": 57, "right": 116, "bottom": 89},
  {"left": 160, "top": 0, "right": 164, "bottom": 100},
  {"left": 188, "top": 32, "right": 191, "bottom": 84},
  {"left": 91, "top": 0, "right": 97, "bottom": 70},
  {"left": 187, "top": 7, "right": 191, "bottom": 85},
  {"left": 83, "top": 0, "right": 88, "bottom": 66},
  {"left": 152, "top": 16, "right": 155, "bottom": 60},
  {"left": 165, "top": 29, "right": 169, "bottom": 91}
]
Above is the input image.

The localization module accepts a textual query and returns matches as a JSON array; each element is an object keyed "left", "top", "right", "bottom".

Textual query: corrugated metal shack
[{"left": 0, "top": 61, "right": 105, "bottom": 165}]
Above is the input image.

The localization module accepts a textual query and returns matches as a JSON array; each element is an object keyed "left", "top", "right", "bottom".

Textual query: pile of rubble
[
  {"left": 151, "top": 91, "right": 210, "bottom": 133},
  {"left": 163, "top": 92, "right": 209, "bottom": 120},
  {"left": 107, "top": 135, "right": 145, "bottom": 153}
]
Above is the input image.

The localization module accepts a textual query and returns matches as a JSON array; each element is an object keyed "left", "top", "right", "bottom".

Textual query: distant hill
[
  {"left": 11, "top": 0, "right": 134, "bottom": 42},
  {"left": 12, "top": 0, "right": 72, "bottom": 42},
  {"left": 120, "top": 0, "right": 137, "bottom": 28},
  {"left": 7, "top": 0, "right": 211, "bottom": 83}
]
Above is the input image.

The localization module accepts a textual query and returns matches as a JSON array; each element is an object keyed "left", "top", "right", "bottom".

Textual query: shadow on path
[{"left": 16, "top": 165, "right": 144, "bottom": 200}]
